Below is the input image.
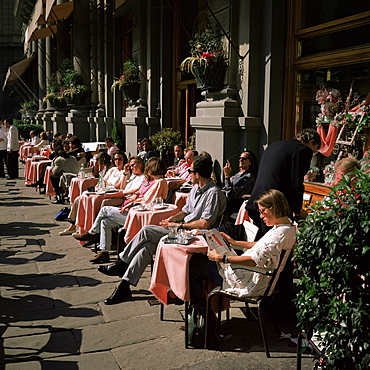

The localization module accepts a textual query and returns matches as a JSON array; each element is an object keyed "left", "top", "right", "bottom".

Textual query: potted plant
[
  {"left": 111, "top": 60, "right": 141, "bottom": 102},
  {"left": 294, "top": 169, "right": 370, "bottom": 368},
  {"left": 59, "top": 59, "right": 90, "bottom": 105},
  {"left": 43, "top": 71, "right": 67, "bottom": 108},
  {"left": 19, "top": 100, "right": 38, "bottom": 114},
  {"left": 150, "top": 128, "right": 183, "bottom": 166},
  {"left": 63, "top": 84, "right": 90, "bottom": 105},
  {"left": 180, "top": 25, "right": 228, "bottom": 90}
]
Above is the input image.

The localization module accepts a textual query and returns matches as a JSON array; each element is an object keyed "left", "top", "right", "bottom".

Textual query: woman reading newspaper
[{"left": 188, "top": 189, "right": 296, "bottom": 305}]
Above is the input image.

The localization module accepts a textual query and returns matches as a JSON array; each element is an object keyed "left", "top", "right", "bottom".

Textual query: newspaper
[
  {"left": 204, "top": 227, "right": 268, "bottom": 274},
  {"left": 243, "top": 220, "right": 259, "bottom": 242},
  {"left": 204, "top": 229, "right": 237, "bottom": 268}
]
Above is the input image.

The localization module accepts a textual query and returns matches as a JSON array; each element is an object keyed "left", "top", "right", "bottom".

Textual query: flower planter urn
[
  {"left": 119, "top": 82, "right": 140, "bottom": 102},
  {"left": 65, "top": 94, "right": 86, "bottom": 106},
  {"left": 50, "top": 99, "right": 67, "bottom": 109},
  {"left": 192, "top": 63, "right": 227, "bottom": 90}
]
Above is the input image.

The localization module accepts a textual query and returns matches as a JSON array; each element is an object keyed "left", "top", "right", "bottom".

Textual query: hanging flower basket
[
  {"left": 192, "top": 63, "right": 227, "bottom": 90},
  {"left": 119, "top": 82, "right": 140, "bottom": 102}
]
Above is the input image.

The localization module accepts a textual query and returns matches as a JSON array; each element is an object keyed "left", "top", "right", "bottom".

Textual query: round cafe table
[
  {"left": 123, "top": 204, "right": 179, "bottom": 244},
  {"left": 149, "top": 235, "right": 208, "bottom": 304},
  {"left": 43, "top": 166, "right": 55, "bottom": 197},
  {"left": 69, "top": 176, "right": 98, "bottom": 204}
]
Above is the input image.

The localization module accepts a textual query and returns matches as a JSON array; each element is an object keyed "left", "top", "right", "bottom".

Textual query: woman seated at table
[
  {"left": 73, "top": 157, "right": 168, "bottom": 263},
  {"left": 50, "top": 149, "right": 80, "bottom": 204},
  {"left": 59, "top": 152, "right": 139, "bottom": 236},
  {"left": 67, "top": 136, "right": 86, "bottom": 165},
  {"left": 188, "top": 189, "right": 296, "bottom": 305},
  {"left": 35, "top": 132, "right": 50, "bottom": 149}
]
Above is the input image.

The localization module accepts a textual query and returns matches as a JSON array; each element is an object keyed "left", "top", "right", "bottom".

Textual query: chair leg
[
  {"left": 257, "top": 301, "right": 270, "bottom": 358},
  {"left": 185, "top": 301, "right": 189, "bottom": 348},
  {"left": 160, "top": 302, "right": 164, "bottom": 321},
  {"left": 296, "top": 331, "right": 302, "bottom": 370}
]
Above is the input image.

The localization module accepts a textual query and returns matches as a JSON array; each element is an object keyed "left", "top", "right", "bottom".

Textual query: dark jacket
[{"left": 246, "top": 139, "right": 312, "bottom": 215}]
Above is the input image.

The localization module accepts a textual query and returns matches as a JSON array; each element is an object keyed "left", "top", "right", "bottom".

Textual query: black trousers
[
  {"left": 50, "top": 174, "right": 62, "bottom": 196},
  {"left": 6, "top": 151, "right": 19, "bottom": 179},
  {"left": 0, "top": 150, "right": 7, "bottom": 177}
]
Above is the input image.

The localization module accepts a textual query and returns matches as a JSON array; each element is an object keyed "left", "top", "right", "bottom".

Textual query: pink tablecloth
[
  {"left": 172, "top": 191, "right": 189, "bottom": 210},
  {"left": 43, "top": 166, "right": 55, "bottom": 197},
  {"left": 150, "top": 235, "right": 208, "bottom": 305},
  {"left": 124, "top": 204, "right": 179, "bottom": 244},
  {"left": 19, "top": 144, "right": 40, "bottom": 160},
  {"left": 28, "top": 160, "right": 52, "bottom": 184},
  {"left": 69, "top": 177, "right": 98, "bottom": 204},
  {"left": 24, "top": 157, "right": 50, "bottom": 184},
  {"left": 76, "top": 192, "right": 122, "bottom": 235}
]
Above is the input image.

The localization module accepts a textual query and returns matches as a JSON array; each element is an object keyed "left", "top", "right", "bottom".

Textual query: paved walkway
[{"left": 0, "top": 165, "right": 313, "bottom": 369}]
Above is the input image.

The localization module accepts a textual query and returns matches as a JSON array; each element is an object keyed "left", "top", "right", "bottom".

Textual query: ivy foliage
[{"left": 294, "top": 168, "right": 370, "bottom": 369}]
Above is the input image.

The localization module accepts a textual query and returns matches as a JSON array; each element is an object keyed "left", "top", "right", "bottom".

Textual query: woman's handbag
[
  {"left": 55, "top": 207, "right": 70, "bottom": 221},
  {"left": 187, "top": 305, "right": 220, "bottom": 349}
]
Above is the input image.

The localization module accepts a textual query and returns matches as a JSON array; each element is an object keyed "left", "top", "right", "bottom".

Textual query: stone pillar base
[
  {"left": 123, "top": 105, "right": 149, "bottom": 157},
  {"left": 66, "top": 107, "right": 90, "bottom": 142},
  {"left": 51, "top": 109, "right": 69, "bottom": 136}
]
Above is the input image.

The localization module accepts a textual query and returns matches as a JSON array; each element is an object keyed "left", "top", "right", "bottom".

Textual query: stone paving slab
[
  {"left": 1, "top": 330, "right": 79, "bottom": 363},
  {"left": 0, "top": 304, "right": 104, "bottom": 338}
]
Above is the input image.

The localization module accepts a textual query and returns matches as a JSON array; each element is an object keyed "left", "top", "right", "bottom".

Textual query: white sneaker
[{"left": 59, "top": 229, "right": 75, "bottom": 236}]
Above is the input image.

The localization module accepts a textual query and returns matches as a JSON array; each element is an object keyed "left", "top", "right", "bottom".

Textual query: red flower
[{"left": 201, "top": 52, "right": 213, "bottom": 62}]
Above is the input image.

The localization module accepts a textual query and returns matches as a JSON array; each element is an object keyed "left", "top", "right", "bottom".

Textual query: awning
[
  {"left": 39, "top": 1, "right": 74, "bottom": 25},
  {"left": 24, "top": 0, "right": 44, "bottom": 43},
  {"left": 29, "top": 25, "right": 57, "bottom": 42},
  {"left": 2, "top": 55, "right": 36, "bottom": 90}
]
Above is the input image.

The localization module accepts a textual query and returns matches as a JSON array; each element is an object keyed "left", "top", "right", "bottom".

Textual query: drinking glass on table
[{"left": 154, "top": 197, "right": 163, "bottom": 207}]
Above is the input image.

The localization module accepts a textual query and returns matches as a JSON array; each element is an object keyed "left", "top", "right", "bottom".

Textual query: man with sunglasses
[{"left": 98, "top": 155, "right": 226, "bottom": 305}]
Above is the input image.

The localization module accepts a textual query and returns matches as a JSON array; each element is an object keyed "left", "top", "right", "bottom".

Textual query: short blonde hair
[{"left": 255, "top": 189, "right": 291, "bottom": 218}]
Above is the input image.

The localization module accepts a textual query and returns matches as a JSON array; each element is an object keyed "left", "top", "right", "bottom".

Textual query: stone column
[
  {"left": 41, "top": 35, "right": 54, "bottom": 131},
  {"left": 66, "top": 0, "right": 90, "bottom": 140}
]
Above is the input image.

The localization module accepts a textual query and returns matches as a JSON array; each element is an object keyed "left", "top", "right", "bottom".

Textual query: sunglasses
[
  {"left": 239, "top": 157, "right": 249, "bottom": 161},
  {"left": 114, "top": 158, "right": 123, "bottom": 161},
  {"left": 187, "top": 169, "right": 196, "bottom": 174}
]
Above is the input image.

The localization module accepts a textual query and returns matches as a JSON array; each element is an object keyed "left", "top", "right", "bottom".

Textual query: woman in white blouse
[{"left": 188, "top": 189, "right": 296, "bottom": 304}]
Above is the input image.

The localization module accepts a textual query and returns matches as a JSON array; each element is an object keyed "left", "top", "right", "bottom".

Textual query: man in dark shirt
[{"left": 246, "top": 128, "right": 321, "bottom": 235}]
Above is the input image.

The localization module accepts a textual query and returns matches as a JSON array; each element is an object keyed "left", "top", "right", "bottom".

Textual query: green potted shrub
[
  {"left": 43, "top": 71, "right": 66, "bottom": 108},
  {"left": 111, "top": 60, "right": 141, "bottom": 102},
  {"left": 180, "top": 25, "right": 228, "bottom": 90},
  {"left": 150, "top": 128, "right": 183, "bottom": 166},
  {"left": 294, "top": 168, "right": 370, "bottom": 368},
  {"left": 60, "top": 59, "right": 90, "bottom": 105}
]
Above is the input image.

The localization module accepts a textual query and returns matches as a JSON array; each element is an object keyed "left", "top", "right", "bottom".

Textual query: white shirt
[
  {"left": 0, "top": 125, "right": 7, "bottom": 151},
  {"left": 103, "top": 166, "right": 126, "bottom": 187},
  {"left": 30, "top": 136, "right": 41, "bottom": 145},
  {"left": 124, "top": 174, "right": 145, "bottom": 192},
  {"left": 7, "top": 125, "right": 19, "bottom": 151},
  {"left": 220, "top": 224, "right": 296, "bottom": 298}
]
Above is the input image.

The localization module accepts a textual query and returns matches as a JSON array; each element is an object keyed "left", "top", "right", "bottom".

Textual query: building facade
[{"left": 2, "top": 0, "right": 370, "bottom": 179}]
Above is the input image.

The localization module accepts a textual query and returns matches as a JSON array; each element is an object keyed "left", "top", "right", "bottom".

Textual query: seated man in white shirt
[{"left": 98, "top": 155, "right": 227, "bottom": 305}]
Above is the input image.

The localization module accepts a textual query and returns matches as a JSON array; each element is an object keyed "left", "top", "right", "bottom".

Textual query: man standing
[
  {"left": 98, "top": 155, "right": 226, "bottom": 305},
  {"left": 0, "top": 119, "right": 7, "bottom": 178},
  {"left": 4, "top": 118, "right": 19, "bottom": 180},
  {"left": 245, "top": 128, "right": 321, "bottom": 234}
]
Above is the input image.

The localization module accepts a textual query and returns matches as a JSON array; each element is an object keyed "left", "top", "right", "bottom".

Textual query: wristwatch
[
  {"left": 222, "top": 254, "right": 228, "bottom": 263},
  {"left": 178, "top": 222, "right": 185, "bottom": 230}
]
